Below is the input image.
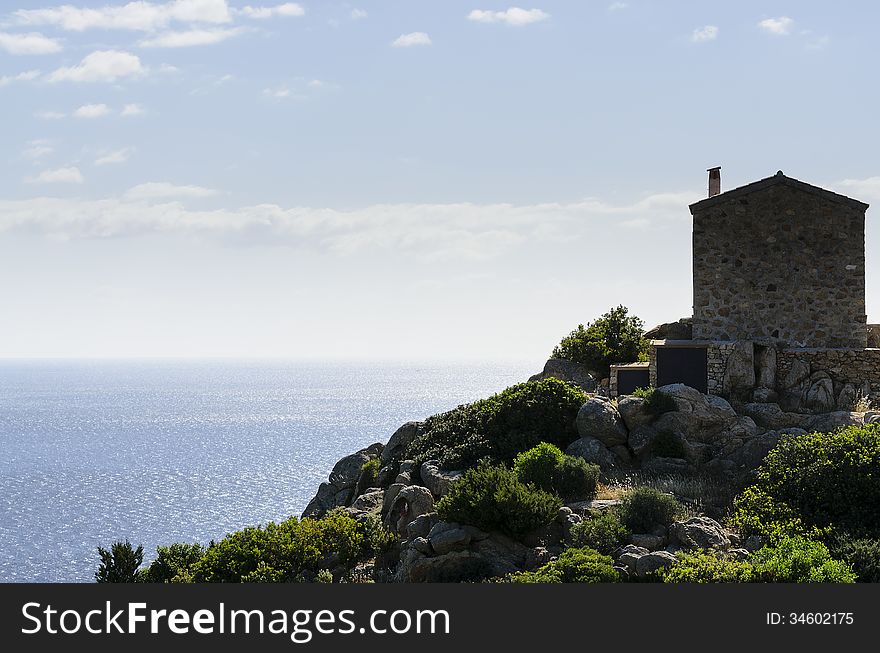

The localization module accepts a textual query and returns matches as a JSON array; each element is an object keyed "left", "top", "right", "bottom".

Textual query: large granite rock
[
  {"left": 419, "top": 460, "right": 462, "bottom": 497},
  {"left": 669, "top": 517, "right": 730, "bottom": 550},
  {"left": 617, "top": 396, "right": 653, "bottom": 431},
  {"left": 380, "top": 422, "right": 423, "bottom": 466},
  {"left": 722, "top": 341, "right": 756, "bottom": 401},
  {"left": 528, "top": 359, "right": 596, "bottom": 391},
  {"left": 576, "top": 397, "right": 628, "bottom": 447},
  {"left": 566, "top": 436, "right": 621, "bottom": 470},
  {"left": 386, "top": 485, "right": 435, "bottom": 535},
  {"left": 804, "top": 372, "right": 835, "bottom": 413}
]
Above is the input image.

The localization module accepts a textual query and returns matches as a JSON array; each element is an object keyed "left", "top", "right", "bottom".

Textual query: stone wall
[
  {"left": 776, "top": 348, "right": 880, "bottom": 410},
  {"left": 707, "top": 342, "right": 736, "bottom": 395},
  {"left": 691, "top": 180, "right": 867, "bottom": 348}
]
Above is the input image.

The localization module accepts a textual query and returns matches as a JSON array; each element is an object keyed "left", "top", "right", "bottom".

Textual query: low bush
[
  {"left": 405, "top": 379, "right": 586, "bottom": 470},
  {"left": 141, "top": 543, "right": 205, "bottom": 583},
  {"left": 569, "top": 512, "right": 630, "bottom": 554},
  {"left": 750, "top": 536, "right": 856, "bottom": 583},
  {"left": 513, "top": 442, "right": 600, "bottom": 500},
  {"left": 617, "top": 487, "right": 683, "bottom": 533},
  {"left": 826, "top": 535, "right": 880, "bottom": 583},
  {"left": 732, "top": 425, "right": 880, "bottom": 539},
  {"left": 435, "top": 462, "right": 562, "bottom": 540},
  {"left": 509, "top": 547, "right": 619, "bottom": 583},
  {"left": 632, "top": 387, "right": 677, "bottom": 417},
  {"left": 661, "top": 552, "right": 752, "bottom": 583},
  {"left": 191, "top": 512, "right": 366, "bottom": 583}
]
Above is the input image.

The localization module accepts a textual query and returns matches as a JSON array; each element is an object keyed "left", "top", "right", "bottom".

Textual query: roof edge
[{"left": 689, "top": 171, "right": 870, "bottom": 213}]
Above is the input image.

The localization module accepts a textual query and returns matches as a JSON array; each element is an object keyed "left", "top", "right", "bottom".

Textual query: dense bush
[
  {"left": 405, "top": 379, "right": 586, "bottom": 470},
  {"left": 632, "top": 387, "right": 677, "bottom": 417},
  {"left": 95, "top": 540, "right": 144, "bottom": 583},
  {"left": 661, "top": 552, "right": 752, "bottom": 583},
  {"left": 356, "top": 458, "right": 380, "bottom": 494},
  {"left": 190, "top": 512, "right": 368, "bottom": 583},
  {"left": 551, "top": 305, "right": 648, "bottom": 378},
  {"left": 617, "top": 487, "right": 683, "bottom": 533},
  {"left": 435, "top": 462, "right": 562, "bottom": 539},
  {"left": 513, "top": 442, "right": 600, "bottom": 500},
  {"left": 732, "top": 425, "right": 880, "bottom": 539},
  {"left": 569, "top": 512, "right": 630, "bottom": 554},
  {"left": 750, "top": 536, "right": 855, "bottom": 583},
  {"left": 826, "top": 535, "right": 880, "bottom": 583},
  {"left": 141, "top": 543, "right": 205, "bottom": 583},
  {"left": 509, "top": 547, "right": 619, "bottom": 583}
]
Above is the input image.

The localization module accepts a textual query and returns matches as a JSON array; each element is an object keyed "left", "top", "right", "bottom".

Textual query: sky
[{"left": 2, "top": 1, "right": 880, "bottom": 362}]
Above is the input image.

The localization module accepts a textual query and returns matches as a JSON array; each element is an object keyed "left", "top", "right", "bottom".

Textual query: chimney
[{"left": 707, "top": 166, "right": 721, "bottom": 197}]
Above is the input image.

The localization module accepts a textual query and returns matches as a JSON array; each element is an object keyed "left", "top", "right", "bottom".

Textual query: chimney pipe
[{"left": 707, "top": 166, "right": 721, "bottom": 197}]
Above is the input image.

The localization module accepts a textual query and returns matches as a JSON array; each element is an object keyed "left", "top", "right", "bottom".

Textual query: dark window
[
  {"left": 656, "top": 347, "right": 708, "bottom": 393},
  {"left": 617, "top": 369, "right": 650, "bottom": 396}
]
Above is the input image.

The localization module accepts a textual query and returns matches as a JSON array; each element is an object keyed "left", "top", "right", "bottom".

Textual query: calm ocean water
[{"left": 0, "top": 359, "right": 534, "bottom": 582}]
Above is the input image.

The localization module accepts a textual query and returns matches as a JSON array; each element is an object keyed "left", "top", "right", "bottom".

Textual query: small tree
[
  {"left": 95, "top": 540, "right": 144, "bottom": 583},
  {"left": 551, "top": 305, "right": 648, "bottom": 378}
]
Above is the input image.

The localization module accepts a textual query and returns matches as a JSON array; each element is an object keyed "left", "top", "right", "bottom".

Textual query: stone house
[{"left": 612, "top": 168, "right": 880, "bottom": 413}]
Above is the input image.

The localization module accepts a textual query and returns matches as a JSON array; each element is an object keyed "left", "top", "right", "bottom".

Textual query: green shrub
[
  {"left": 95, "top": 540, "right": 144, "bottom": 583},
  {"left": 551, "top": 305, "right": 648, "bottom": 378},
  {"left": 141, "top": 543, "right": 205, "bottom": 583},
  {"left": 651, "top": 429, "right": 688, "bottom": 459},
  {"left": 513, "top": 442, "right": 600, "bottom": 500},
  {"left": 617, "top": 487, "right": 683, "bottom": 533},
  {"left": 435, "top": 462, "right": 562, "bottom": 540},
  {"left": 509, "top": 547, "right": 619, "bottom": 583},
  {"left": 661, "top": 552, "right": 752, "bottom": 583},
  {"left": 750, "top": 536, "right": 856, "bottom": 583},
  {"left": 732, "top": 425, "right": 880, "bottom": 539},
  {"left": 356, "top": 458, "right": 380, "bottom": 494},
  {"left": 827, "top": 535, "right": 880, "bottom": 583},
  {"left": 569, "top": 512, "right": 630, "bottom": 554},
  {"left": 191, "top": 512, "right": 365, "bottom": 583},
  {"left": 632, "top": 387, "right": 677, "bottom": 417},
  {"left": 405, "top": 379, "right": 586, "bottom": 470}
]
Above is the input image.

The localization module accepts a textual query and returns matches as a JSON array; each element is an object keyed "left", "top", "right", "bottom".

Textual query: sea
[{"left": 0, "top": 359, "right": 535, "bottom": 582}]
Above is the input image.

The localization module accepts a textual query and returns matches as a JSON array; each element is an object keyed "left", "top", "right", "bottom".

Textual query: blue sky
[{"left": 2, "top": 1, "right": 879, "bottom": 361}]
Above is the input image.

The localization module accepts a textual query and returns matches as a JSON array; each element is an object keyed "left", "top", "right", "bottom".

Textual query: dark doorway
[
  {"left": 656, "top": 346, "right": 708, "bottom": 393},
  {"left": 617, "top": 369, "right": 651, "bottom": 395}
]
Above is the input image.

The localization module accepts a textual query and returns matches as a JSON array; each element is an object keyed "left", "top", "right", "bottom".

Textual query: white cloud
[
  {"left": 121, "top": 103, "right": 145, "bottom": 116},
  {"left": 0, "top": 190, "right": 697, "bottom": 260},
  {"left": 138, "top": 27, "right": 245, "bottom": 47},
  {"left": 35, "top": 110, "right": 65, "bottom": 119},
  {"left": 95, "top": 148, "right": 135, "bottom": 166},
  {"left": 74, "top": 103, "right": 111, "bottom": 118},
  {"left": 0, "top": 69, "right": 40, "bottom": 87},
  {"left": 391, "top": 32, "right": 432, "bottom": 48},
  {"left": 13, "top": 0, "right": 233, "bottom": 32},
  {"left": 692, "top": 25, "right": 718, "bottom": 43},
  {"left": 836, "top": 177, "right": 880, "bottom": 203},
  {"left": 47, "top": 50, "right": 145, "bottom": 83},
  {"left": 25, "top": 166, "right": 84, "bottom": 184},
  {"left": 0, "top": 31, "right": 62, "bottom": 55},
  {"left": 124, "top": 182, "right": 219, "bottom": 200},
  {"left": 22, "top": 140, "right": 54, "bottom": 161},
  {"left": 607, "top": 2, "right": 627, "bottom": 10},
  {"left": 351, "top": 9, "right": 367, "bottom": 20},
  {"left": 238, "top": 3, "right": 305, "bottom": 19},
  {"left": 263, "top": 84, "right": 291, "bottom": 98},
  {"left": 466, "top": 8, "right": 550, "bottom": 26},
  {"left": 759, "top": 16, "right": 794, "bottom": 36}
]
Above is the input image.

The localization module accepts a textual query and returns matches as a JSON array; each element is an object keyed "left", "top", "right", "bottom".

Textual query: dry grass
[{"left": 598, "top": 471, "right": 737, "bottom": 519}]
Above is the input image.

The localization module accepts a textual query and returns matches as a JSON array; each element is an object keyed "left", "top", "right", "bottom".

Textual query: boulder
[
  {"left": 755, "top": 346, "right": 777, "bottom": 389},
  {"left": 741, "top": 403, "right": 808, "bottom": 430},
  {"left": 329, "top": 451, "right": 372, "bottom": 489},
  {"left": 802, "top": 411, "right": 863, "bottom": 433},
  {"left": 576, "top": 398, "right": 628, "bottom": 447},
  {"left": 427, "top": 522, "right": 472, "bottom": 555},
  {"left": 631, "top": 534, "right": 665, "bottom": 551},
  {"left": 301, "top": 482, "right": 338, "bottom": 519},
  {"left": 644, "top": 318, "right": 693, "bottom": 341},
  {"left": 780, "top": 359, "right": 811, "bottom": 410},
  {"left": 642, "top": 457, "right": 693, "bottom": 476},
  {"left": 566, "top": 436, "right": 620, "bottom": 470},
  {"left": 726, "top": 432, "right": 781, "bottom": 470},
  {"left": 471, "top": 533, "right": 532, "bottom": 577},
  {"left": 382, "top": 483, "right": 405, "bottom": 514},
  {"left": 616, "top": 545, "right": 649, "bottom": 570},
  {"left": 634, "top": 551, "right": 677, "bottom": 578},
  {"left": 617, "top": 396, "right": 653, "bottom": 431},
  {"left": 628, "top": 425, "right": 658, "bottom": 457},
  {"left": 837, "top": 383, "right": 858, "bottom": 411},
  {"left": 411, "top": 537, "right": 432, "bottom": 555},
  {"left": 751, "top": 387, "right": 779, "bottom": 403},
  {"left": 419, "top": 460, "right": 463, "bottom": 497},
  {"left": 397, "top": 549, "right": 489, "bottom": 583},
  {"left": 722, "top": 341, "right": 756, "bottom": 400},
  {"left": 406, "top": 512, "right": 439, "bottom": 540},
  {"left": 349, "top": 489, "right": 384, "bottom": 514},
  {"left": 528, "top": 358, "right": 597, "bottom": 391},
  {"left": 380, "top": 422, "right": 423, "bottom": 466},
  {"left": 387, "top": 485, "right": 435, "bottom": 535},
  {"left": 804, "top": 373, "right": 835, "bottom": 413},
  {"left": 669, "top": 517, "right": 730, "bottom": 550}
]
